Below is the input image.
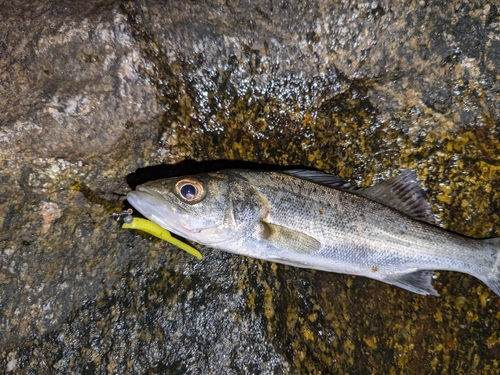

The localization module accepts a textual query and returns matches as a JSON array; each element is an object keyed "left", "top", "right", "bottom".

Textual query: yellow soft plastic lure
[{"left": 122, "top": 217, "right": 203, "bottom": 259}]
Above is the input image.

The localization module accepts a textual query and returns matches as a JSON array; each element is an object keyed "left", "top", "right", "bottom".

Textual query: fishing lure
[{"left": 116, "top": 211, "right": 202, "bottom": 259}]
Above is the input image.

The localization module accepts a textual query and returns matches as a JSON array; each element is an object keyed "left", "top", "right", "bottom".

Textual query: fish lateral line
[{"left": 122, "top": 217, "right": 203, "bottom": 259}]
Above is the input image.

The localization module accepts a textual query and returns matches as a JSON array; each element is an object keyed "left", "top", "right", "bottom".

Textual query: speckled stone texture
[{"left": 1, "top": 0, "right": 499, "bottom": 373}]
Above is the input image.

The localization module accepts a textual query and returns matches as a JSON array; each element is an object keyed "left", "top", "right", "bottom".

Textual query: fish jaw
[
  {"left": 127, "top": 186, "right": 240, "bottom": 245},
  {"left": 126, "top": 189, "right": 194, "bottom": 239}
]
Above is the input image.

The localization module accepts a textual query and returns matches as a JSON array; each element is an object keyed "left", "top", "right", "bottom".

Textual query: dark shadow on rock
[{"left": 126, "top": 159, "right": 315, "bottom": 189}]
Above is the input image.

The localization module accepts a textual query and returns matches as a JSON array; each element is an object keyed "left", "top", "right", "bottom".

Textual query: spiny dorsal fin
[
  {"left": 283, "top": 169, "right": 436, "bottom": 224},
  {"left": 283, "top": 170, "right": 354, "bottom": 190}
]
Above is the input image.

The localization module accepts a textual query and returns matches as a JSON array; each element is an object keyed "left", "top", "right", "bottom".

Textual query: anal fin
[
  {"left": 260, "top": 222, "right": 321, "bottom": 254},
  {"left": 385, "top": 270, "right": 439, "bottom": 296}
]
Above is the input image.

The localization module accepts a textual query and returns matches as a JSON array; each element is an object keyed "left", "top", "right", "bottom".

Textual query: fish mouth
[
  {"left": 126, "top": 188, "right": 194, "bottom": 238},
  {"left": 127, "top": 186, "right": 235, "bottom": 246}
]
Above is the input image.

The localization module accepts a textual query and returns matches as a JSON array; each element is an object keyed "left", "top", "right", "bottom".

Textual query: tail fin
[{"left": 480, "top": 238, "right": 500, "bottom": 297}]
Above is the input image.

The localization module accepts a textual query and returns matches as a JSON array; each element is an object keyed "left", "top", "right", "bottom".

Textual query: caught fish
[{"left": 126, "top": 169, "right": 500, "bottom": 297}]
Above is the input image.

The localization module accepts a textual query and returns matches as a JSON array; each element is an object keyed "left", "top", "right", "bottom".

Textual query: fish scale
[
  {"left": 248, "top": 173, "right": 460, "bottom": 264},
  {"left": 126, "top": 169, "right": 500, "bottom": 298}
]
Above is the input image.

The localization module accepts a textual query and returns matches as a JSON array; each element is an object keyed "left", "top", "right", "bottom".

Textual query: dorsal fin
[
  {"left": 283, "top": 169, "right": 436, "bottom": 224},
  {"left": 362, "top": 170, "right": 436, "bottom": 224},
  {"left": 283, "top": 170, "right": 354, "bottom": 190}
]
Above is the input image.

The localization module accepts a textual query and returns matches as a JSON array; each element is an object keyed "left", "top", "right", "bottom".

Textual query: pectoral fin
[
  {"left": 260, "top": 222, "right": 321, "bottom": 254},
  {"left": 384, "top": 270, "right": 439, "bottom": 296}
]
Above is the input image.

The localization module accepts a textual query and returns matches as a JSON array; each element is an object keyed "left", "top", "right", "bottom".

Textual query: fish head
[{"left": 126, "top": 171, "right": 266, "bottom": 245}]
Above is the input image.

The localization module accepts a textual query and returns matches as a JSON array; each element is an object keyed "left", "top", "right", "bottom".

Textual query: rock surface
[{"left": 1, "top": 0, "right": 499, "bottom": 373}]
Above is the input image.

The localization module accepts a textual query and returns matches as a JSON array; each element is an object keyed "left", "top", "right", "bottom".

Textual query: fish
[{"left": 126, "top": 169, "right": 500, "bottom": 297}]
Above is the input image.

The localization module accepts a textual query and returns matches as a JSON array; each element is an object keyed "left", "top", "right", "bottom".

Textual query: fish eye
[
  {"left": 180, "top": 184, "right": 196, "bottom": 200},
  {"left": 175, "top": 178, "right": 205, "bottom": 204}
]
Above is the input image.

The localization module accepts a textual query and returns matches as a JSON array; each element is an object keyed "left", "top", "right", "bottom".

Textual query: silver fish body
[{"left": 126, "top": 169, "right": 500, "bottom": 297}]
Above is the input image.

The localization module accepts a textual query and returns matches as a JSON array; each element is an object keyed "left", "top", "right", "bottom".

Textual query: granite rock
[{"left": 1, "top": 0, "right": 499, "bottom": 373}]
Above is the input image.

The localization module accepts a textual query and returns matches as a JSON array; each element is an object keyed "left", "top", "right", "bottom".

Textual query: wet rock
[
  {"left": 1, "top": 0, "right": 499, "bottom": 373},
  {"left": 0, "top": 1, "right": 158, "bottom": 160}
]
